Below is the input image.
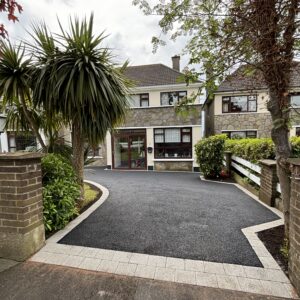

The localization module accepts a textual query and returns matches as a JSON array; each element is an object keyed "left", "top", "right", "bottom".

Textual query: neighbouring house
[
  {"left": 91, "top": 56, "right": 203, "bottom": 172},
  {"left": 209, "top": 63, "right": 300, "bottom": 138}
]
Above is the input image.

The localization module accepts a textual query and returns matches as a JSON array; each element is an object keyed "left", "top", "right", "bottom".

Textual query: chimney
[{"left": 172, "top": 55, "right": 180, "bottom": 71}]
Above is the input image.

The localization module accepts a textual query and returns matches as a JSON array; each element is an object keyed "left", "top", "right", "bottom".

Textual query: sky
[{"left": 1, "top": 0, "right": 190, "bottom": 69}]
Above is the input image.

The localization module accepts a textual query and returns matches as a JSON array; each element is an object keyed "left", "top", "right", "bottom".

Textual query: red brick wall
[{"left": 289, "top": 160, "right": 300, "bottom": 294}]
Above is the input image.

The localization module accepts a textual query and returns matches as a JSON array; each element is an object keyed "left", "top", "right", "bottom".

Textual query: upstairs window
[
  {"left": 160, "top": 91, "right": 187, "bottom": 106},
  {"left": 222, "top": 95, "right": 257, "bottom": 113},
  {"left": 129, "top": 94, "right": 149, "bottom": 107},
  {"left": 291, "top": 95, "right": 300, "bottom": 107}
]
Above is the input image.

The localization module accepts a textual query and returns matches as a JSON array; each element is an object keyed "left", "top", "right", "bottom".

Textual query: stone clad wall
[
  {"left": 122, "top": 105, "right": 202, "bottom": 128},
  {"left": 0, "top": 153, "right": 45, "bottom": 261},
  {"left": 214, "top": 113, "right": 272, "bottom": 137},
  {"left": 288, "top": 159, "right": 300, "bottom": 295},
  {"left": 154, "top": 161, "right": 193, "bottom": 172}
]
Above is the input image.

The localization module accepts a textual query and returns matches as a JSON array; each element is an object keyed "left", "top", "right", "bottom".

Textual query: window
[
  {"left": 222, "top": 131, "right": 257, "bottom": 139},
  {"left": 296, "top": 127, "right": 300, "bottom": 137},
  {"left": 87, "top": 146, "right": 102, "bottom": 157},
  {"left": 129, "top": 94, "right": 149, "bottom": 107},
  {"left": 8, "top": 132, "right": 37, "bottom": 152},
  {"left": 154, "top": 127, "right": 192, "bottom": 158},
  {"left": 160, "top": 91, "right": 187, "bottom": 106},
  {"left": 222, "top": 95, "right": 257, "bottom": 113},
  {"left": 140, "top": 94, "right": 149, "bottom": 107},
  {"left": 291, "top": 95, "right": 300, "bottom": 107}
]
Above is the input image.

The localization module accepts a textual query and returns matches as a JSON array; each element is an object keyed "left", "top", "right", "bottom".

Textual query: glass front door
[
  {"left": 113, "top": 136, "right": 130, "bottom": 168},
  {"left": 113, "top": 130, "right": 146, "bottom": 169}
]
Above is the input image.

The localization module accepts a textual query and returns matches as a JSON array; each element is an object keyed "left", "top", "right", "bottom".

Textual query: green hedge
[
  {"left": 195, "top": 134, "right": 227, "bottom": 178},
  {"left": 224, "top": 136, "right": 300, "bottom": 162},
  {"left": 42, "top": 153, "right": 80, "bottom": 233}
]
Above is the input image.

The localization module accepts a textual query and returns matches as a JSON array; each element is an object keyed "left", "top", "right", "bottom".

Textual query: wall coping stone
[
  {"left": 259, "top": 159, "right": 277, "bottom": 167},
  {"left": 287, "top": 158, "right": 300, "bottom": 166},
  {"left": 0, "top": 152, "right": 44, "bottom": 160}
]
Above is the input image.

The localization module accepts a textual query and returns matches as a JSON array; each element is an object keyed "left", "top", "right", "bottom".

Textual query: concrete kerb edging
[
  {"left": 30, "top": 179, "right": 299, "bottom": 299},
  {"left": 46, "top": 180, "right": 109, "bottom": 244}
]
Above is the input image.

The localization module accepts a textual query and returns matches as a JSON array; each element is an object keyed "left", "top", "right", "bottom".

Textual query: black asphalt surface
[{"left": 60, "top": 168, "right": 280, "bottom": 267}]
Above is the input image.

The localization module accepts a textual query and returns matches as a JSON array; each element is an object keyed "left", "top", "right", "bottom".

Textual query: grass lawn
[{"left": 79, "top": 183, "right": 102, "bottom": 212}]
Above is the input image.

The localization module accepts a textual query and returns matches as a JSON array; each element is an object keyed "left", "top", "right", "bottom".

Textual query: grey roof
[
  {"left": 124, "top": 64, "right": 187, "bottom": 87},
  {"left": 217, "top": 62, "right": 300, "bottom": 92}
]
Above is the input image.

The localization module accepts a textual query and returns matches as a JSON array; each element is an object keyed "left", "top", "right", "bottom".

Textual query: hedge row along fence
[
  {"left": 225, "top": 136, "right": 300, "bottom": 163},
  {"left": 195, "top": 135, "right": 300, "bottom": 178}
]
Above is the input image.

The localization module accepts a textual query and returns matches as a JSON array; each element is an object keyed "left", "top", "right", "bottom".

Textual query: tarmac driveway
[{"left": 59, "top": 169, "right": 279, "bottom": 267}]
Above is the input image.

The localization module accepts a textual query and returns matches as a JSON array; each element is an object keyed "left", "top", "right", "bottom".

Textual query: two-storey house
[
  {"left": 95, "top": 56, "right": 203, "bottom": 172},
  {"left": 210, "top": 64, "right": 300, "bottom": 138},
  {"left": 0, "top": 56, "right": 203, "bottom": 172}
]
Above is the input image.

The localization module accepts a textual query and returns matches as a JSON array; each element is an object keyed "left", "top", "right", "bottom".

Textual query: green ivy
[
  {"left": 195, "top": 134, "right": 227, "bottom": 178},
  {"left": 42, "top": 153, "right": 80, "bottom": 233}
]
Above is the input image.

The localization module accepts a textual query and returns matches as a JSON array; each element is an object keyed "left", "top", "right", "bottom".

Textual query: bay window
[
  {"left": 154, "top": 127, "right": 192, "bottom": 158},
  {"left": 222, "top": 95, "right": 257, "bottom": 113}
]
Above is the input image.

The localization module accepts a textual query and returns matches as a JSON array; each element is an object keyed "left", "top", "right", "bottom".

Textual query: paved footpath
[{"left": 0, "top": 262, "right": 295, "bottom": 300}]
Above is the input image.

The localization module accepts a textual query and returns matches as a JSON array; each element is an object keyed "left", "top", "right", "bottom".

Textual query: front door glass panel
[
  {"left": 114, "top": 136, "right": 129, "bottom": 168},
  {"left": 130, "top": 135, "right": 146, "bottom": 169}
]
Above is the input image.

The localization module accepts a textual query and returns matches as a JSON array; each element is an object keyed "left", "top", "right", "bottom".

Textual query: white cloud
[{"left": 3, "top": 0, "right": 191, "bottom": 69}]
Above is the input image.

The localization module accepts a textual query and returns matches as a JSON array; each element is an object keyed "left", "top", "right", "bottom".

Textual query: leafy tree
[
  {"left": 0, "top": 0, "right": 22, "bottom": 38},
  {"left": 134, "top": 0, "right": 300, "bottom": 237},
  {"left": 30, "top": 15, "right": 131, "bottom": 199}
]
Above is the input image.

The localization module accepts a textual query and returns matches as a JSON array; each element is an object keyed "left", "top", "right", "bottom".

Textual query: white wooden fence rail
[
  {"left": 225, "top": 155, "right": 281, "bottom": 195},
  {"left": 231, "top": 156, "right": 262, "bottom": 174},
  {"left": 231, "top": 160, "right": 261, "bottom": 186}
]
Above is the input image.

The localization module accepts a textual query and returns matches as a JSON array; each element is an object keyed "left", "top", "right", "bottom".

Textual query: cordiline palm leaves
[
  {"left": 32, "top": 14, "right": 131, "bottom": 145},
  {"left": 30, "top": 14, "right": 131, "bottom": 192},
  {"left": 0, "top": 41, "right": 47, "bottom": 149}
]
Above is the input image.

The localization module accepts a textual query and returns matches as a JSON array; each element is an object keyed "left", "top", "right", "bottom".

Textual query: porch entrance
[{"left": 112, "top": 129, "right": 147, "bottom": 170}]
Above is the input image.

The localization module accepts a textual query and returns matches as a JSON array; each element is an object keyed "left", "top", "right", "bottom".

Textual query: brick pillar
[
  {"left": 0, "top": 153, "right": 45, "bottom": 261},
  {"left": 288, "top": 159, "right": 300, "bottom": 295},
  {"left": 224, "top": 151, "right": 232, "bottom": 175},
  {"left": 259, "top": 159, "right": 278, "bottom": 206}
]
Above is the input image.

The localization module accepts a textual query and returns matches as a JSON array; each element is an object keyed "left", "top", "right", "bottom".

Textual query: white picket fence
[{"left": 228, "top": 155, "right": 281, "bottom": 194}]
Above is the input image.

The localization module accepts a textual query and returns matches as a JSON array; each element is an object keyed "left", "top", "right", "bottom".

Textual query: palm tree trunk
[
  {"left": 72, "top": 121, "right": 85, "bottom": 202},
  {"left": 19, "top": 93, "right": 47, "bottom": 151}
]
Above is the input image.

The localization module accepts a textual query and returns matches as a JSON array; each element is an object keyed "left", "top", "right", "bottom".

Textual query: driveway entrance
[{"left": 59, "top": 169, "right": 279, "bottom": 267}]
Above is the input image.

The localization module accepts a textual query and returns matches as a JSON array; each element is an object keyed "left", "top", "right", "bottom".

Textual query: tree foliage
[
  {"left": 134, "top": 0, "right": 300, "bottom": 237},
  {"left": 0, "top": 0, "right": 22, "bottom": 38}
]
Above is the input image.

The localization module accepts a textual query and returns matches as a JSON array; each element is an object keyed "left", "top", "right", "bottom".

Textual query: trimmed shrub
[
  {"left": 224, "top": 136, "right": 300, "bottom": 162},
  {"left": 195, "top": 134, "right": 227, "bottom": 178},
  {"left": 225, "top": 138, "right": 275, "bottom": 162},
  {"left": 291, "top": 136, "right": 300, "bottom": 157},
  {"left": 42, "top": 153, "right": 80, "bottom": 233}
]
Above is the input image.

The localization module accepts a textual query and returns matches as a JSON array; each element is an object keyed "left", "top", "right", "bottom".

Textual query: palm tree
[
  {"left": 0, "top": 41, "right": 47, "bottom": 150},
  {"left": 31, "top": 15, "right": 131, "bottom": 197}
]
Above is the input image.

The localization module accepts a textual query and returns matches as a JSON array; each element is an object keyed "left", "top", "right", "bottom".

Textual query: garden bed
[
  {"left": 80, "top": 182, "right": 102, "bottom": 213},
  {"left": 257, "top": 225, "right": 288, "bottom": 276}
]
